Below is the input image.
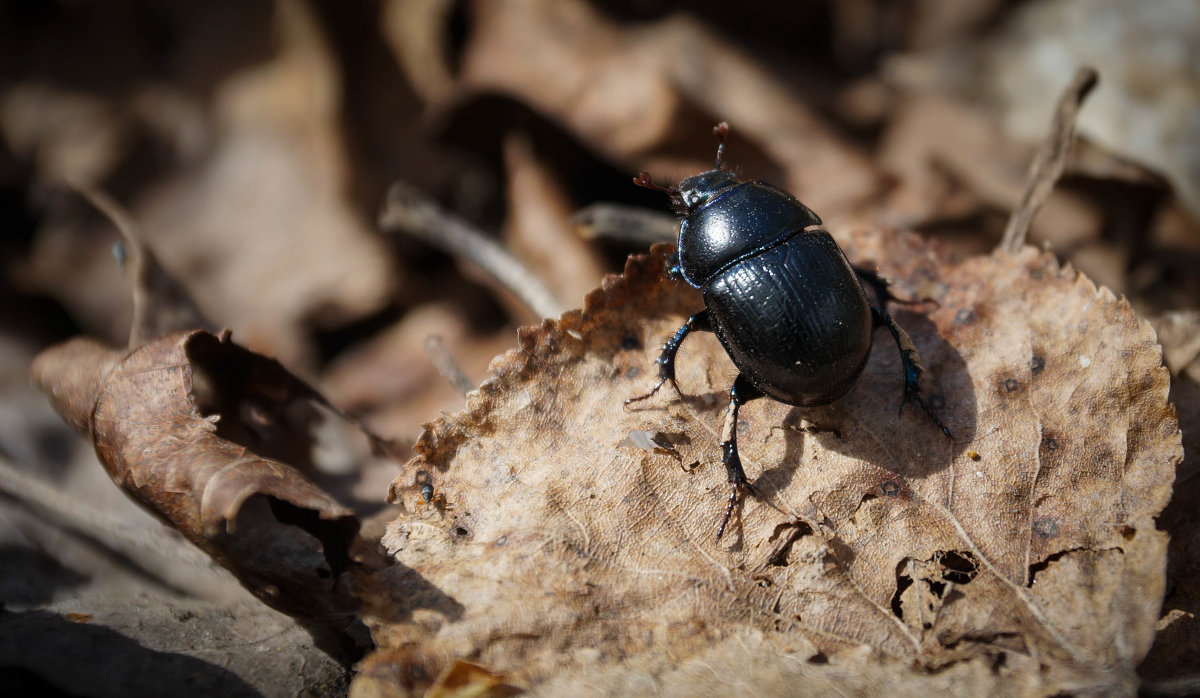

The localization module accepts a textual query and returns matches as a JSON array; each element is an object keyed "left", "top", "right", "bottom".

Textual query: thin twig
[
  {"left": 998, "top": 67, "right": 1099, "bottom": 254},
  {"left": 1140, "top": 676, "right": 1200, "bottom": 698},
  {"left": 0, "top": 458, "right": 215, "bottom": 570},
  {"left": 379, "top": 182, "right": 566, "bottom": 320},
  {"left": 424, "top": 335, "right": 474, "bottom": 396},
  {"left": 572, "top": 203, "right": 678, "bottom": 246}
]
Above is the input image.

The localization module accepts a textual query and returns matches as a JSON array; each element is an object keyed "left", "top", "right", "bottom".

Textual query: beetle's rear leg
[
  {"left": 872, "top": 308, "right": 953, "bottom": 440},
  {"left": 625, "top": 310, "right": 712, "bottom": 406},
  {"left": 716, "top": 374, "right": 764, "bottom": 541}
]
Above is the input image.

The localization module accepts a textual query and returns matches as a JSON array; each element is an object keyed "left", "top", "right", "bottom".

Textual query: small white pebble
[{"left": 1079, "top": 355, "right": 1092, "bottom": 368}]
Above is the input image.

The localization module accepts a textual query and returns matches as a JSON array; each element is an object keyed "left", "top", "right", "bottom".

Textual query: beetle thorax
[{"left": 675, "top": 174, "right": 824, "bottom": 288}]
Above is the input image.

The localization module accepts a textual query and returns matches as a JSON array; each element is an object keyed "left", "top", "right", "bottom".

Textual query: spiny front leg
[
  {"left": 625, "top": 310, "right": 712, "bottom": 406},
  {"left": 716, "top": 374, "right": 764, "bottom": 541},
  {"left": 872, "top": 307, "right": 953, "bottom": 440}
]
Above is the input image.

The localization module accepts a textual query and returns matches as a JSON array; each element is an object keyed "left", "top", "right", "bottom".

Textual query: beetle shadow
[
  {"left": 744, "top": 412, "right": 811, "bottom": 504},
  {"left": 817, "top": 309, "right": 975, "bottom": 480},
  {"left": 752, "top": 310, "right": 976, "bottom": 500}
]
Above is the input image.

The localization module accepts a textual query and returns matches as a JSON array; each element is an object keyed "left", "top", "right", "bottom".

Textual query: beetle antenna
[
  {"left": 713, "top": 121, "right": 730, "bottom": 170},
  {"left": 633, "top": 171, "right": 678, "bottom": 195}
]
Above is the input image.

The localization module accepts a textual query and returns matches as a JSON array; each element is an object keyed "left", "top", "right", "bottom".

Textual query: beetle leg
[
  {"left": 872, "top": 308, "right": 954, "bottom": 440},
  {"left": 716, "top": 374, "right": 763, "bottom": 541},
  {"left": 625, "top": 311, "right": 712, "bottom": 406},
  {"left": 665, "top": 249, "right": 684, "bottom": 281}
]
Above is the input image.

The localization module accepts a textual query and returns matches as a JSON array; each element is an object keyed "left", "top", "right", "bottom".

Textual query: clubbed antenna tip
[{"left": 713, "top": 122, "right": 730, "bottom": 169}]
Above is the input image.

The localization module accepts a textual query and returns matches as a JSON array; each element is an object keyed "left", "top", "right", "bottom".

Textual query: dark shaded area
[
  {"left": 0, "top": 608, "right": 264, "bottom": 698},
  {"left": 0, "top": 546, "right": 88, "bottom": 606}
]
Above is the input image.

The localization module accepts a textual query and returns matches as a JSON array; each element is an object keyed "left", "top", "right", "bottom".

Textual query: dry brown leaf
[
  {"left": 876, "top": 92, "right": 1101, "bottom": 252},
  {"left": 362, "top": 231, "right": 1178, "bottom": 695},
  {"left": 502, "top": 132, "right": 607, "bottom": 310},
  {"left": 31, "top": 330, "right": 377, "bottom": 626},
  {"left": 118, "top": 0, "right": 392, "bottom": 368},
  {"left": 454, "top": 0, "right": 878, "bottom": 214}
]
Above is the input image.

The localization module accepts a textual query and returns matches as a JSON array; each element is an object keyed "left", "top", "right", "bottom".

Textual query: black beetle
[{"left": 628, "top": 123, "right": 950, "bottom": 540}]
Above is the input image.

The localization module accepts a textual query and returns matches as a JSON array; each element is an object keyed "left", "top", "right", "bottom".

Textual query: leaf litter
[
  {"left": 9, "top": 3, "right": 1196, "bottom": 695},
  {"left": 362, "top": 228, "right": 1179, "bottom": 695}
]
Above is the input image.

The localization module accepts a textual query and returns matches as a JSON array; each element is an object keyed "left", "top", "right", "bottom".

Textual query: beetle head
[
  {"left": 677, "top": 169, "right": 739, "bottom": 211},
  {"left": 633, "top": 122, "right": 739, "bottom": 213}
]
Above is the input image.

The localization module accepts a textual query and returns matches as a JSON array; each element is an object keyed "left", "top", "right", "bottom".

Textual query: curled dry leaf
[
  {"left": 368, "top": 231, "right": 1179, "bottom": 695},
  {"left": 31, "top": 330, "right": 375, "bottom": 627}
]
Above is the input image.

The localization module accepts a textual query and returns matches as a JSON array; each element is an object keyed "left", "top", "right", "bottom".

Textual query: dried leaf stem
[
  {"left": 424, "top": 335, "right": 475, "bottom": 396},
  {"left": 998, "top": 67, "right": 1099, "bottom": 254},
  {"left": 0, "top": 457, "right": 215, "bottom": 571},
  {"left": 379, "top": 182, "right": 566, "bottom": 320},
  {"left": 572, "top": 203, "right": 677, "bottom": 246}
]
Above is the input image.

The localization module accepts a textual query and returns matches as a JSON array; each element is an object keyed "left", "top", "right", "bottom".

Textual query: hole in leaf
[
  {"left": 937, "top": 550, "right": 979, "bottom": 585},
  {"left": 891, "top": 560, "right": 913, "bottom": 620},
  {"left": 766, "top": 521, "right": 812, "bottom": 566}
]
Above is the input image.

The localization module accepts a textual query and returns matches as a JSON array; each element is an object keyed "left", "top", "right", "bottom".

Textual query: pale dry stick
[
  {"left": 0, "top": 457, "right": 217, "bottom": 572},
  {"left": 572, "top": 203, "right": 678, "bottom": 246},
  {"left": 379, "top": 182, "right": 566, "bottom": 320},
  {"left": 998, "top": 67, "right": 1099, "bottom": 254},
  {"left": 1141, "top": 675, "right": 1200, "bottom": 698},
  {"left": 424, "top": 335, "right": 474, "bottom": 397}
]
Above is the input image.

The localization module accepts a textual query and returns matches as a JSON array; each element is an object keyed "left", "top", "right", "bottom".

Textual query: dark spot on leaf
[
  {"left": 1004, "top": 378, "right": 1020, "bottom": 392},
  {"left": 1119, "top": 525, "right": 1136, "bottom": 541},
  {"left": 452, "top": 524, "right": 472, "bottom": 538},
  {"left": 625, "top": 366, "right": 641, "bottom": 379},
  {"left": 955, "top": 309, "right": 976, "bottom": 325},
  {"left": 494, "top": 535, "right": 507, "bottom": 546},
  {"left": 881, "top": 481, "right": 901, "bottom": 496},
  {"left": 1033, "top": 517, "right": 1058, "bottom": 539},
  {"left": 807, "top": 652, "right": 828, "bottom": 664},
  {"left": 1031, "top": 355, "right": 1045, "bottom": 375},
  {"left": 621, "top": 335, "right": 641, "bottom": 351},
  {"left": 1044, "top": 437, "right": 1059, "bottom": 452}
]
